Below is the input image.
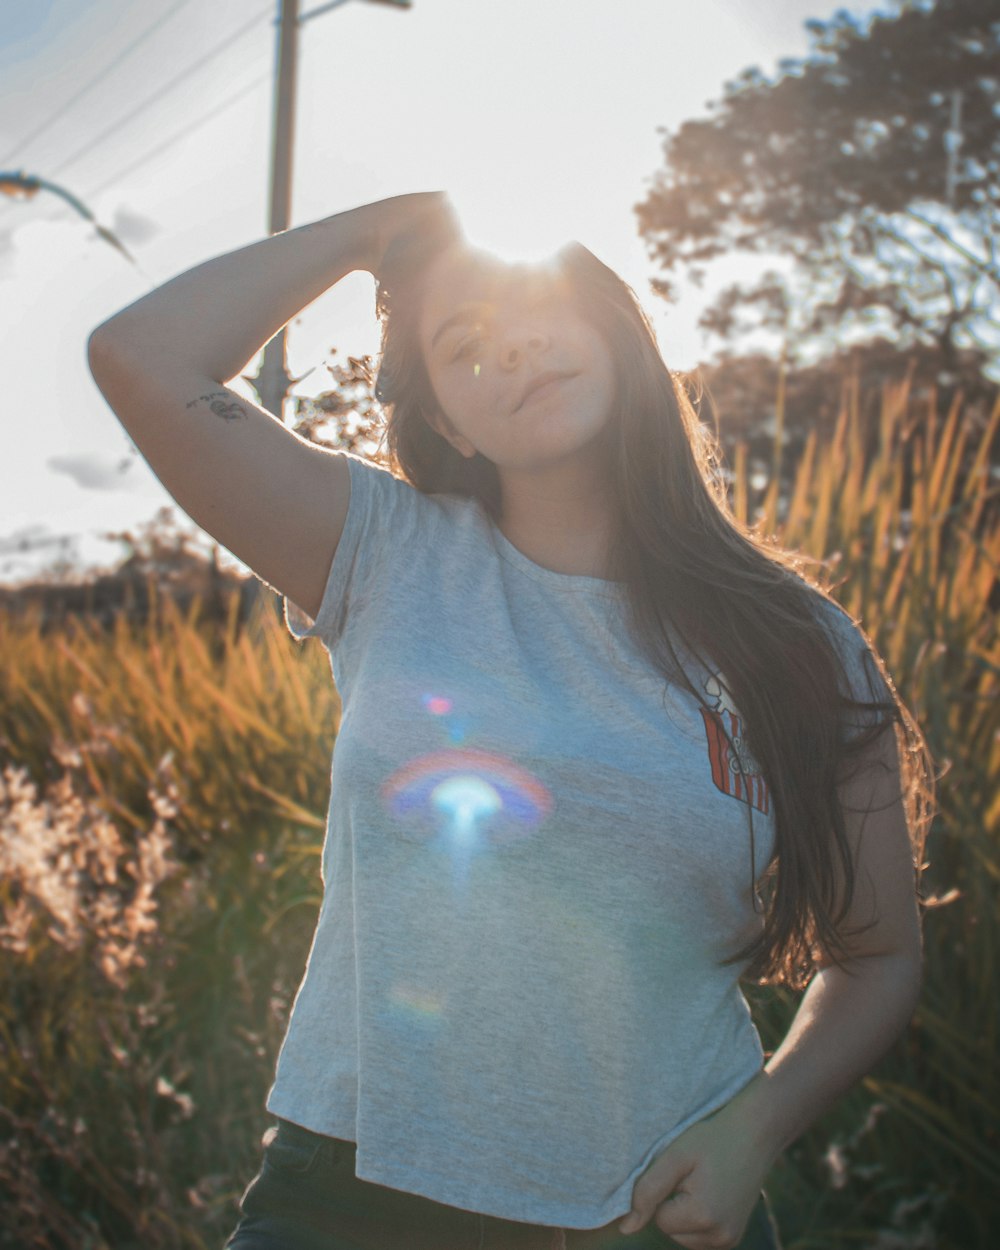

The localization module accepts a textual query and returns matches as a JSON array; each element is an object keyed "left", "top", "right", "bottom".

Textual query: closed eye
[{"left": 452, "top": 329, "right": 487, "bottom": 361}]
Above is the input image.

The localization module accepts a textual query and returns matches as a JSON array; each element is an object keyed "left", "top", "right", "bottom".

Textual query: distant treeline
[{"left": 0, "top": 548, "right": 266, "bottom": 636}]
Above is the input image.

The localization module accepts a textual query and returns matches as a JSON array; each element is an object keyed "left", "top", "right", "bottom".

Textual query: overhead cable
[
  {"left": 83, "top": 68, "right": 271, "bottom": 204},
  {"left": 0, "top": 0, "right": 196, "bottom": 166},
  {"left": 33, "top": 3, "right": 272, "bottom": 185}
]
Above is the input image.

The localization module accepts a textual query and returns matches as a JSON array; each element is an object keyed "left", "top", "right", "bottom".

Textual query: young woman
[{"left": 88, "top": 193, "right": 933, "bottom": 1250}]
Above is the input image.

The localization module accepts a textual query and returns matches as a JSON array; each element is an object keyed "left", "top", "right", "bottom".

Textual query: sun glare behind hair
[{"left": 450, "top": 192, "right": 570, "bottom": 267}]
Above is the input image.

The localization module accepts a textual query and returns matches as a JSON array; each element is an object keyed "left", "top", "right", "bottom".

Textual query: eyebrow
[{"left": 430, "top": 303, "right": 492, "bottom": 352}]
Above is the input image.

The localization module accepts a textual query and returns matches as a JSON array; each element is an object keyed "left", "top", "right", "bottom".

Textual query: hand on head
[{"left": 361, "top": 191, "right": 463, "bottom": 286}]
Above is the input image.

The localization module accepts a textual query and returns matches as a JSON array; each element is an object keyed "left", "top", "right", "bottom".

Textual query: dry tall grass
[{"left": 736, "top": 377, "right": 999, "bottom": 1249}]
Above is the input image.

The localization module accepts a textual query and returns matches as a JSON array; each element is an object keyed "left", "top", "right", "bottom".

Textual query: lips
[{"left": 516, "top": 370, "right": 577, "bottom": 411}]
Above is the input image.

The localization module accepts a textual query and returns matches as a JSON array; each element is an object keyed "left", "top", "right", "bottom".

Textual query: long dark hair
[{"left": 370, "top": 218, "right": 935, "bottom": 989}]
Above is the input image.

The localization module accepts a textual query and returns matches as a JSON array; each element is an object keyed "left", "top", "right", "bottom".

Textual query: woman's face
[{"left": 416, "top": 243, "right": 617, "bottom": 477}]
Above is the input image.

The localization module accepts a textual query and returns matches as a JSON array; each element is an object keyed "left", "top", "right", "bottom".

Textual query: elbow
[
  {"left": 88, "top": 305, "right": 143, "bottom": 356},
  {"left": 87, "top": 324, "right": 118, "bottom": 378},
  {"left": 87, "top": 321, "right": 136, "bottom": 387},
  {"left": 829, "top": 946, "right": 923, "bottom": 1021},
  {"left": 906, "top": 948, "right": 924, "bottom": 1014},
  {"left": 901, "top": 918, "right": 925, "bottom": 1006},
  {"left": 884, "top": 948, "right": 923, "bottom": 1026}
]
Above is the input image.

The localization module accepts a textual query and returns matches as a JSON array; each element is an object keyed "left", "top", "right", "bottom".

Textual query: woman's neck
[{"left": 495, "top": 463, "right": 616, "bottom": 580}]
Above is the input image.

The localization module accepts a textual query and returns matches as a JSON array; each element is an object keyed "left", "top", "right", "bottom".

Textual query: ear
[{"left": 425, "top": 408, "right": 478, "bottom": 460}]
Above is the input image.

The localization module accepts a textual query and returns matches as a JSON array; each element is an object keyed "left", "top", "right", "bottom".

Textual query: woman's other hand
[
  {"left": 348, "top": 191, "right": 460, "bottom": 277},
  {"left": 618, "top": 1077, "right": 779, "bottom": 1249}
]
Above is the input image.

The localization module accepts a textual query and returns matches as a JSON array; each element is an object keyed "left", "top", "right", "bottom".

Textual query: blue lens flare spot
[
  {"left": 431, "top": 775, "right": 501, "bottom": 838},
  {"left": 381, "top": 748, "right": 553, "bottom": 889}
]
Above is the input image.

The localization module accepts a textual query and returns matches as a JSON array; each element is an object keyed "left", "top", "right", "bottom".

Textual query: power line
[
  {"left": 44, "top": 2, "right": 274, "bottom": 184},
  {"left": 0, "top": 58, "right": 269, "bottom": 238},
  {"left": 0, "top": 0, "right": 273, "bottom": 229},
  {"left": 5, "top": 66, "right": 271, "bottom": 257},
  {"left": 82, "top": 68, "right": 271, "bottom": 205},
  {"left": 0, "top": 0, "right": 196, "bottom": 167}
]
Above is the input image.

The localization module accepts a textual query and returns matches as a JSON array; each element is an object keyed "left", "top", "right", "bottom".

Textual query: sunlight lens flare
[
  {"left": 381, "top": 747, "right": 553, "bottom": 888},
  {"left": 421, "top": 690, "right": 468, "bottom": 743},
  {"left": 451, "top": 193, "right": 569, "bottom": 266},
  {"left": 386, "top": 981, "right": 446, "bottom": 1029}
]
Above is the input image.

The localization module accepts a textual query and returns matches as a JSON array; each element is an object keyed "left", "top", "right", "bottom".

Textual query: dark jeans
[{"left": 224, "top": 1118, "right": 782, "bottom": 1250}]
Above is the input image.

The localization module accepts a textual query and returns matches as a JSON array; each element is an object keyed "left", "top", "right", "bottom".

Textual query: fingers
[
  {"left": 621, "top": 1188, "right": 749, "bottom": 1249},
  {"left": 619, "top": 1154, "right": 693, "bottom": 1233},
  {"left": 368, "top": 191, "right": 462, "bottom": 279},
  {"left": 651, "top": 1201, "right": 749, "bottom": 1250}
]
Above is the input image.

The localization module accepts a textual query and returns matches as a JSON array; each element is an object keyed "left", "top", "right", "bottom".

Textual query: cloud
[
  {"left": 47, "top": 453, "right": 136, "bottom": 491},
  {"left": 4, "top": 215, "right": 92, "bottom": 283}
]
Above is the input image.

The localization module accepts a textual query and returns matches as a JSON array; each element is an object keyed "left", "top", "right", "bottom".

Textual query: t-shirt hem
[
  {"left": 264, "top": 1058, "right": 764, "bottom": 1229},
  {"left": 264, "top": 1088, "right": 630, "bottom": 1226},
  {"left": 264, "top": 1087, "right": 358, "bottom": 1144}
]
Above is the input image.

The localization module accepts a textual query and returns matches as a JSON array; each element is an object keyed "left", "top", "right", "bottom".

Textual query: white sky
[{"left": 0, "top": 0, "right": 885, "bottom": 586}]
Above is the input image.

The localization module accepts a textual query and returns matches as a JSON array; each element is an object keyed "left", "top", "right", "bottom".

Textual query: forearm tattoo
[{"left": 185, "top": 391, "right": 248, "bottom": 422}]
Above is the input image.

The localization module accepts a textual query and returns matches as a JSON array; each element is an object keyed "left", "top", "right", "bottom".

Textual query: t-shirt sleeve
[
  {"left": 815, "top": 599, "right": 897, "bottom": 744},
  {"left": 281, "top": 452, "right": 423, "bottom": 650}
]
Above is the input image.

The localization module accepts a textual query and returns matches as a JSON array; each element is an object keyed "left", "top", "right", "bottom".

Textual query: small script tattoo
[{"left": 185, "top": 391, "right": 248, "bottom": 422}]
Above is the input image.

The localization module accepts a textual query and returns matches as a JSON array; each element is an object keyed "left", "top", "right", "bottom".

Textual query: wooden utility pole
[{"left": 252, "top": 0, "right": 300, "bottom": 422}]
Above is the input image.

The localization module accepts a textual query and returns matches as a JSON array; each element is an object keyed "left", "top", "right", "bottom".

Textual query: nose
[{"left": 497, "top": 318, "right": 551, "bottom": 370}]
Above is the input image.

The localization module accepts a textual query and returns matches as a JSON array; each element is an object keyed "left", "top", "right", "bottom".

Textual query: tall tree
[{"left": 636, "top": 0, "right": 1000, "bottom": 378}]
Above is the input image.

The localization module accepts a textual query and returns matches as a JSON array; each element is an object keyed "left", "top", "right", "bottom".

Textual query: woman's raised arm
[{"left": 87, "top": 193, "right": 452, "bottom": 622}]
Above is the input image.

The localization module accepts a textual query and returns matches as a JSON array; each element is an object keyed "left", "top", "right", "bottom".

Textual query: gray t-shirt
[{"left": 270, "top": 452, "right": 885, "bottom": 1228}]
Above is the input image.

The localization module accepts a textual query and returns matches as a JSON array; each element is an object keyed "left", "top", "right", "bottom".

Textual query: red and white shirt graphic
[{"left": 699, "top": 674, "right": 771, "bottom": 815}]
